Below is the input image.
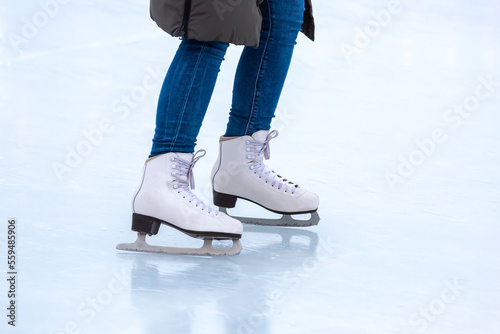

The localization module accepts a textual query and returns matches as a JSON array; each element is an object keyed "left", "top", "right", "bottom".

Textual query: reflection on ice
[
  {"left": 1, "top": 0, "right": 499, "bottom": 333},
  {"left": 117, "top": 226, "right": 328, "bottom": 334}
]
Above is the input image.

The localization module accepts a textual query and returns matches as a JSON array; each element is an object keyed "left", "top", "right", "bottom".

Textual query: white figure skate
[
  {"left": 117, "top": 150, "right": 243, "bottom": 256},
  {"left": 211, "top": 130, "right": 320, "bottom": 227}
]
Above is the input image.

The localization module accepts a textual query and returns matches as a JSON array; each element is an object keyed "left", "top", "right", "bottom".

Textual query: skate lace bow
[
  {"left": 187, "top": 149, "right": 206, "bottom": 189},
  {"left": 247, "top": 130, "right": 299, "bottom": 194},
  {"left": 171, "top": 150, "right": 218, "bottom": 214},
  {"left": 260, "top": 130, "right": 278, "bottom": 159}
]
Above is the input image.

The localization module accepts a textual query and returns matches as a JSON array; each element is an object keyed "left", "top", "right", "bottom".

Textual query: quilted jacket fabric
[{"left": 150, "top": 0, "right": 314, "bottom": 47}]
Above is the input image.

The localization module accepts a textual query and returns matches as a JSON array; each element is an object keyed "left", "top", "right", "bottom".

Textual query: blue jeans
[{"left": 150, "top": 0, "right": 304, "bottom": 156}]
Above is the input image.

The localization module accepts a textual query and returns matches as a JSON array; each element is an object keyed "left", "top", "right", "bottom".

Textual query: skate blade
[
  {"left": 116, "top": 233, "right": 242, "bottom": 256},
  {"left": 220, "top": 208, "right": 320, "bottom": 227}
]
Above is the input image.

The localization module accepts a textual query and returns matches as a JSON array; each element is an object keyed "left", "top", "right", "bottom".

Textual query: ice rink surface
[{"left": 1, "top": 1, "right": 500, "bottom": 333}]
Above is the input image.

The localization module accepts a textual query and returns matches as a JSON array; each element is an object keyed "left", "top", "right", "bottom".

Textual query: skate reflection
[{"left": 116, "top": 227, "right": 333, "bottom": 334}]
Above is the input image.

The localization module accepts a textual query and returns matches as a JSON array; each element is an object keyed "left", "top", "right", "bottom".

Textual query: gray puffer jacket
[{"left": 150, "top": 0, "right": 315, "bottom": 48}]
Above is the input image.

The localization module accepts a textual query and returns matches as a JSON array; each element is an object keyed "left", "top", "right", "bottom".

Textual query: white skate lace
[
  {"left": 246, "top": 130, "right": 299, "bottom": 194},
  {"left": 170, "top": 149, "right": 218, "bottom": 215}
]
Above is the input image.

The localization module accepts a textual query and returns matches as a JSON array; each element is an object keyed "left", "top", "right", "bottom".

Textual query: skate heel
[
  {"left": 213, "top": 191, "right": 237, "bottom": 208},
  {"left": 132, "top": 213, "right": 161, "bottom": 236}
]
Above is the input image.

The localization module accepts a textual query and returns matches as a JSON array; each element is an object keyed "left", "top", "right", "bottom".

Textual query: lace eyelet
[
  {"left": 246, "top": 140, "right": 250, "bottom": 144},
  {"left": 246, "top": 148, "right": 251, "bottom": 152},
  {"left": 170, "top": 157, "right": 175, "bottom": 162}
]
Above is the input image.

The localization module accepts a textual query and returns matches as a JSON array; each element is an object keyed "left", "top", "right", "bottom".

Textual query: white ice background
[{"left": 1, "top": 0, "right": 500, "bottom": 333}]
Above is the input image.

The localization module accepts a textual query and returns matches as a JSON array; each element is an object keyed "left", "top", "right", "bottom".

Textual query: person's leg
[
  {"left": 128, "top": 39, "right": 242, "bottom": 255},
  {"left": 212, "top": 0, "right": 319, "bottom": 219},
  {"left": 224, "top": 0, "right": 304, "bottom": 137},
  {"left": 151, "top": 39, "right": 229, "bottom": 157}
]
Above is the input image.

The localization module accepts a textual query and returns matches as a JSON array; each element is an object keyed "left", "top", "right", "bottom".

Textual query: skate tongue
[{"left": 251, "top": 130, "right": 270, "bottom": 142}]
